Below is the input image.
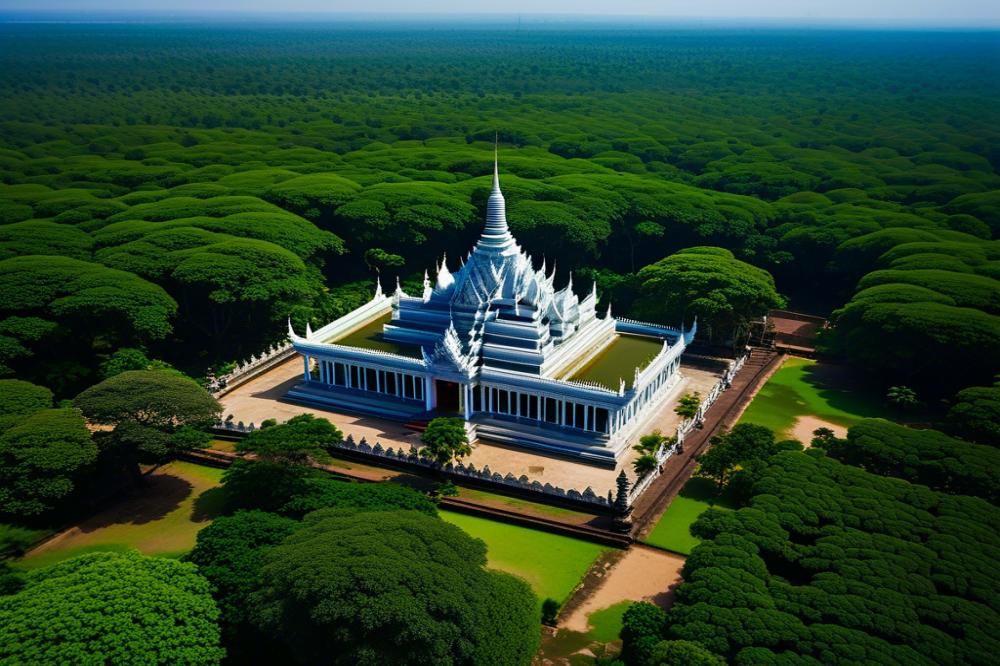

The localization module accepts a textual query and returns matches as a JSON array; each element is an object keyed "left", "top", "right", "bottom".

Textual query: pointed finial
[
  {"left": 606, "top": 300, "right": 613, "bottom": 319},
  {"left": 305, "top": 321, "right": 313, "bottom": 338},
  {"left": 492, "top": 135, "right": 500, "bottom": 192},
  {"left": 287, "top": 316, "right": 296, "bottom": 338},
  {"left": 395, "top": 275, "right": 402, "bottom": 294},
  {"left": 374, "top": 270, "right": 383, "bottom": 299}
]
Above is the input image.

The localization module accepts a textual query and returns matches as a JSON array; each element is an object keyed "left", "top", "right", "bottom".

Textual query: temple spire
[{"left": 478, "top": 137, "right": 513, "bottom": 250}]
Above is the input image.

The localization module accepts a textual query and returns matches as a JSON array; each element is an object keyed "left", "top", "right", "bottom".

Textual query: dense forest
[
  {"left": 1, "top": 20, "right": 999, "bottom": 666},
  {"left": 1, "top": 24, "right": 998, "bottom": 395}
]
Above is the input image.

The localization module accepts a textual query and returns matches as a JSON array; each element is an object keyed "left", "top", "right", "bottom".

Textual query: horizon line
[{"left": 2, "top": 10, "right": 1000, "bottom": 29}]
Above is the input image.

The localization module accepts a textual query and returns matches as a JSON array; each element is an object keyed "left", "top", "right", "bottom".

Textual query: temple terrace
[{"left": 286, "top": 159, "right": 695, "bottom": 466}]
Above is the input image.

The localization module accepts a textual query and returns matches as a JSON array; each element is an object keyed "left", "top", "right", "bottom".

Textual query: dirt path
[
  {"left": 790, "top": 415, "right": 847, "bottom": 445},
  {"left": 561, "top": 545, "right": 685, "bottom": 633}
]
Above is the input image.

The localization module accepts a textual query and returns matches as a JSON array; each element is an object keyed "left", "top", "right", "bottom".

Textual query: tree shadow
[
  {"left": 76, "top": 472, "right": 192, "bottom": 533},
  {"left": 679, "top": 476, "right": 737, "bottom": 509},
  {"left": 191, "top": 486, "right": 228, "bottom": 521},
  {"left": 801, "top": 362, "right": 889, "bottom": 420}
]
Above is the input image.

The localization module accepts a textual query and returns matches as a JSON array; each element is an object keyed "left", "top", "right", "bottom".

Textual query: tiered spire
[{"left": 479, "top": 141, "right": 514, "bottom": 250}]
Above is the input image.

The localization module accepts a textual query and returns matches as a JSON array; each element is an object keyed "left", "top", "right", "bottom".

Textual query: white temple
[{"left": 287, "top": 156, "right": 695, "bottom": 465}]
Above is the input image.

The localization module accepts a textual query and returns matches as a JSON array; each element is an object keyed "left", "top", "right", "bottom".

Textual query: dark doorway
[{"left": 435, "top": 380, "right": 461, "bottom": 414}]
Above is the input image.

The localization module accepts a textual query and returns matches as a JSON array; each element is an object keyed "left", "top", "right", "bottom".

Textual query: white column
[
  {"left": 463, "top": 384, "right": 472, "bottom": 419},
  {"left": 303, "top": 354, "right": 310, "bottom": 382},
  {"left": 584, "top": 405, "right": 590, "bottom": 431},
  {"left": 424, "top": 377, "right": 433, "bottom": 410}
]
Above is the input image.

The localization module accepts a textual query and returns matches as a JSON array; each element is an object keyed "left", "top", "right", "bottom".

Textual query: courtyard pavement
[{"left": 218, "top": 355, "right": 726, "bottom": 495}]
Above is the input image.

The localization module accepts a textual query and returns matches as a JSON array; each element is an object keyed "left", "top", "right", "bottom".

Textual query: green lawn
[
  {"left": 441, "top": 510, "right": 610, "bottom": 605},
  {"left": 739, "top": 356, "right": 891, "bottom": 438},
  {"left": 586, "top": 601, "right": 632, "bottom": 643},
  {"left": 643, "top": 477, "right": 732, "bottom": 555},
  {"left": 455, "top": 486, "right": 593, "bottom": 521},
  {"left": 567, "top": 333, "right": 664, "bottom": 390},
  {"left": 18, "top": 461, "right": 225, "bottom": 570}
]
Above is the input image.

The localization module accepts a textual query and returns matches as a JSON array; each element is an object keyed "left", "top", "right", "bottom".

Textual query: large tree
[
  {"left": 185, "top": 511, "right": 298, "bottom": 660},
  {"left": 74, "top": 370, "right": 220, "bottom": 482},
  {"left": 0, "top": 551, "right": 224, "bottom": 665},
  {"left": 0, "top": 407, "right": 96, "bottom": 517},
  {"left": 633, "top": 247, "right": 784, "bottom": 343},
  {"left": 947, "top": 385, "right": 1000, "bottom": 447},
  {"left": 250, "top": 508, "right": 539, "bottom": 665},
  {"left": 419, "top": 416, "right": 471, "bottom": 466}
]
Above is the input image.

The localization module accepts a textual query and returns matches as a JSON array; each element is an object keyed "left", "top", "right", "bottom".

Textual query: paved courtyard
[{"left": 219, "top": 355, "right": 726, "bottom": 495}]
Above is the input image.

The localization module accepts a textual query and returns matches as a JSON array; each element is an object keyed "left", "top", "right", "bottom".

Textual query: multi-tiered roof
[{"left": 383, "top": 156, "right": 601, "bottom": 374}]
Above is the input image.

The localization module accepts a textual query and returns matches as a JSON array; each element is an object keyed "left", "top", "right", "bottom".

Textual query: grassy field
[
  {"left": 440, "top": 510, "right": 610, "bottom": 605},
  {"left": 739, "top": 356, "right": 891, "bottom": 439},
  {"left": 18, "top": 461, "right": 225, "bottom": 570},
  {"left": 454, "top": 486, "right": 594, "bottom": 522},
  {"left": 643, "top": 477, "right": 733, "bottom": 555}
]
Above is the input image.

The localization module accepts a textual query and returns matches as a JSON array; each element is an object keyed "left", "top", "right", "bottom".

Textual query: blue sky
[{"left": 1, "top": 1, "right": 997, "bottom": 23}]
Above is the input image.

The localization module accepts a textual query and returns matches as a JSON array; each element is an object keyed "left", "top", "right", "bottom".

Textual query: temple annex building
[{"left": 287, "top": 159, "right": 695, "bottom": 466}]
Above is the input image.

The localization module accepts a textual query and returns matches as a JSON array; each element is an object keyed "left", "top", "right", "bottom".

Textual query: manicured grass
[
  {"left": 586, "top": 601, "right": 632, "bottom": 643},
  {"left": 739, "top": 356, "right": 891, "bottom": 438},
  {"left": 643, "top": 477, "right": 732, "bottom": 555},
  {"left": 567, "top": 333, "right": 664, "bottom": 389},
  {"left": 332, "top": 312, "right": 422, "bottom": 358},
  {"left": 440, "top": 510, "right": 610, "bottom": 605},
  {"left": 18, "top": 461, "right": 225, "bottom": 570},
  {"left": 455, "top": 486, "right": 593, "bottom": 521}
]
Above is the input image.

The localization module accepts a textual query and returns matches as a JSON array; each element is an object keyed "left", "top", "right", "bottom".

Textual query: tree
[
  {"left": 648, "top": 640, "right": 724, "bottom": 666},
  {"left": 633, "top": 247, "right": 784, "bottom": 344},
  {"left": 420, "top": 416, "right": 471, "bottom": 466},
  {"left": 184, "top": 511, "right": 298, "bottom": 659},
  {"left": 74, "top": 370, "right": 220, "bottom": 483},
  {"left": 541, "top": 598, "right": 561, "bottom": 626},
  {"left": 98, "top": 347, "right": 179, "bottom": 379},
  {"left": 633, "top": 454, "right": 658, "bottom": 477},
  {"left": 235, "top": 413, "right": 341, "bottom": 465},
  {"left": 886, "top": 385, "right": 918, "bottom": 414},
  {"left": 0, "top": 408, "right": 96, "bottom": 517},
  {"left": 0, "top": 378, "right": 53, "bottom": 419},
  {"left": 674, "top": 392, "right": 701, "bottom": 419},
  {"left": 0, "top": 551, "right": 224, "bottom": 664},
  {"left": 947, "top": 385, "right": 1000, "bottom": 446},
  {"left": 696, "top": 424, "right": 780, "bottom": 497},
  {"left": 620, "top": 602, "right": 667, "bottom": 666},
  {"left": 250, "top": 508, "right": 539, "bottom": 665}
]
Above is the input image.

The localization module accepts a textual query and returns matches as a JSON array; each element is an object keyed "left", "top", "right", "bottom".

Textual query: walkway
[{"left": 629, "top": 348, "right": 783, "bottom": 536}]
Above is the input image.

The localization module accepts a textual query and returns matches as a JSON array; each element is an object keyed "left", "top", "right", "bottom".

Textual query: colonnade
[
  {"left": 474, "top": 383, "right": 612, "bottom": 434},
  {"left": 307, "top": 355, "right": 425, "bottom": 403}
]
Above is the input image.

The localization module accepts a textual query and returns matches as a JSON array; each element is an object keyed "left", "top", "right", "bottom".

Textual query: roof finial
[{"left": 492, "top": 133, "right": 500, "bottom": 192}]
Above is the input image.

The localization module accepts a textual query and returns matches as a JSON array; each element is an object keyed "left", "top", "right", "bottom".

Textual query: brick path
[{"left": 629, "top": 348, "right": 784, "bottom": 536}]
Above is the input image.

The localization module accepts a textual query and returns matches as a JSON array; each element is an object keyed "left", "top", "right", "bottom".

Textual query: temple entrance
[{"left": 434, "top": 380, "right": 461, "bottom": 414}]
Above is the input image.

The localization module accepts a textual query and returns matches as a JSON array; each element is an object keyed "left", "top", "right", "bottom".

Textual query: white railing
[
  {"left": 626, "top": 349, "right": 750, "bottom": 506},
  {"left": 209, "top": 342, "right": 295, "bottom": 396}
]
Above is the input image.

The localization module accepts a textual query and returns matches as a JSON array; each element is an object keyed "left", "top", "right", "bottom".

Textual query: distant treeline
[{"left": 0, "top": 24, "right": 997, "bottom": 394}]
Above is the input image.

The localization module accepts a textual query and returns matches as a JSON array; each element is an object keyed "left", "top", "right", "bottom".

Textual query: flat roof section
[
  {"left": 332, "top": 313, "right": 424, "bottom": 359},
  {"left": 567, "top": 333, "right": 665, "bottom": 390}
]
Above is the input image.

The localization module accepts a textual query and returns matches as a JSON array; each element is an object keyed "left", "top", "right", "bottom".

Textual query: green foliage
[
  {"left": 634, "top": 247, "right": 784, "bottom": 342},
  {"left": 695, "top": 423, "right": 782, "bottom": 499},
  {"left": 541, "top": 597, "right": 561, "bottom": 626},
  {"left": 0, "top": 408, "right": 96, "bottom": 517},
  {"left": 825, "top": 419, "right": 1000, "bottom": 503},
  {"left": 184, "top": 510, "right": 297, "bottom": 655},
  {"left": 75, "top": 370, "right": 220, "bottom": 479},
  {"left": 98, "top": 346, "right": 179, "bottom": 379},
  {"left": 886, "top": 385, "right": 918, "bottom": 410},
  {"left": 620, "top": 602, "right": 667, "bottom": 666},
  {"left": 251, "top": 508, "right": 539, "bottom": 665},
  {"left": 648, "top": 640, "right": 725, "bottom": 666},
  {"left": 0, "top": 220, "right": 93, "bottom": 260},
  {"left": 420, "top": 416, "right": 471, "bottom": 466},
  {"left": 664, "top": 451, "right": 1000, "bottom": 664},
  {"left": 947, "top": 385, "right": 1000, "bottom": 446},
  {"left": 235, "top": 413, "right": 342, "bottom": 465},
  {"left": 0, "top": 551, "right": 224, "bottom": 665},
  {"left": 674, "top": 392, "right": 701, "bottom": 419},
  {"left": 0, "top": 378, "right": 52, "bottom": 418},
  {"left": 632, "top": 454, "right": 657, "bottom": 478},
  {"left": 280, "top": 477, "right": 438, "bottom": 518}
]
